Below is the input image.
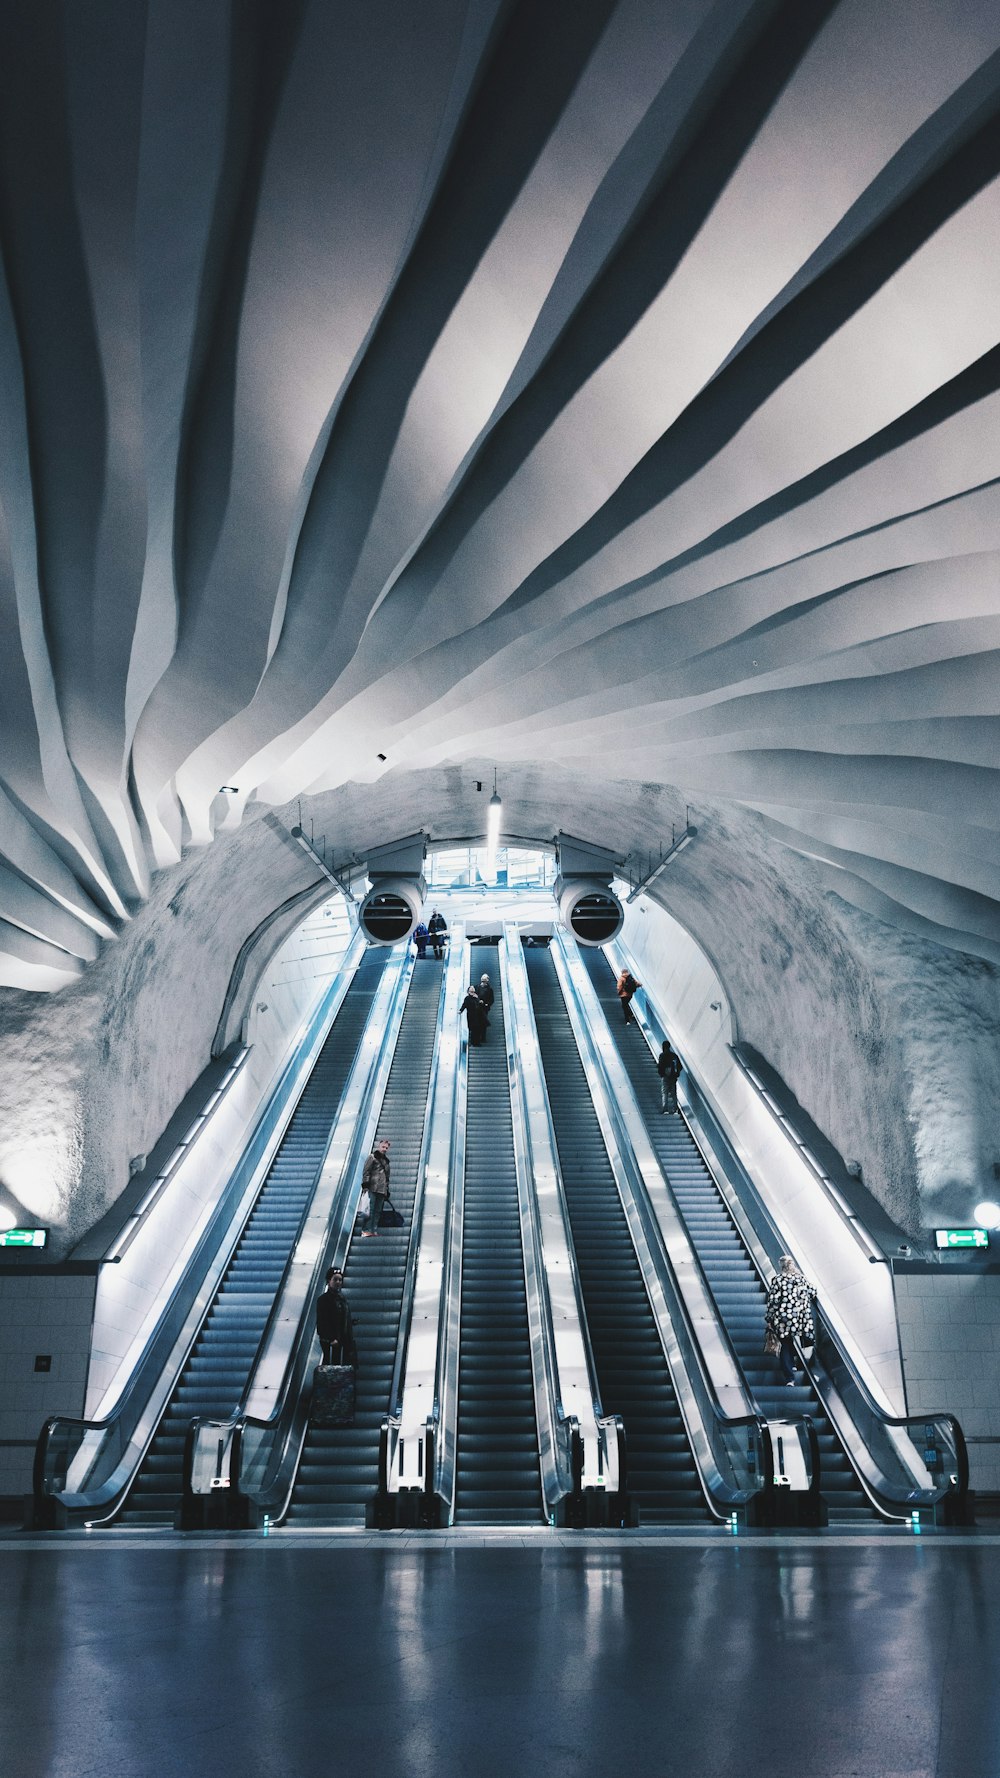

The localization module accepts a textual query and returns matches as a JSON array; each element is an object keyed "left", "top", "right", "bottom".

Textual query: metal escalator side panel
[
  {"left": 452, "top": 945, "right": 545, "bottom": 1525},
  {"left": 549, "top": 930, "right": 758, "bottom": 1514},
  {"left": 523, "top": 943, "right": 708, "bottom": 1524},
  {"left": 283, "top": 947, "right": 446, "bottom": 1524},
  {"left": 113, "top": 945, "right": 394, "bottom": 1525},
  {"left": 587, "top": 942, "right": 883, "bottom": 1522},
  {"left": 390, "top": 925, "right": 469, "bottom": 1518},
  {"left": 502, "top": 925, "right": 604, "bottom": 1499}
]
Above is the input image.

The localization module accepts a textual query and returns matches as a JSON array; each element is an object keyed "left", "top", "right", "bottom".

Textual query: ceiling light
[{"left": 974, "top": 1201, "right": 1000, "bottom": 1230}]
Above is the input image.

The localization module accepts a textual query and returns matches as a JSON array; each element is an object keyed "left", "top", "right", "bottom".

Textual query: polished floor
[{"left": 2, "top": 1530, "right": 999, "bottom": 1778}]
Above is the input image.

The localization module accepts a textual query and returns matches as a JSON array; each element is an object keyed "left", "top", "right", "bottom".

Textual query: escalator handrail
[
  {"left": 612, "top": 942, "right": 969, "bottom": 1516},
  {"left": 684, "top": 1075, "right": 970, "bottom": 1514},
  {"left": 190, "top": 943, "right": 416, "bottom": 1516},
  {"left": 508, "top": 927, "right": 611, "bottom": 1500},
  {"left": 32, "top": 942, "right": 373, "bottom": 1520},
  {"left": 551, "top": 931, "right": 769, "bottom": 1511},
  {"left": 387, "top": 940, "right": 459, "bottom": 1423},
  {"left": 420, "top": 930, "right": 470, "bottom": 1520}
]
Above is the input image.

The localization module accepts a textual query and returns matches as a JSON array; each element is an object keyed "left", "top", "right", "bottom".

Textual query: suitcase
[{"left": 311, "top": 1363, "right": 356, "bottom": 1427}]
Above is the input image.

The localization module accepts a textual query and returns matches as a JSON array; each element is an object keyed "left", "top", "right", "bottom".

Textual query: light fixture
[
  {"left": 485, "top": 771, "right": 502, "bottom": 878},
  {"left": 219, "top": 785, "right": 238, "bottom": 795},
  {"left": 974, "top": 1201, "right": 1000, "bottom": 1230}
]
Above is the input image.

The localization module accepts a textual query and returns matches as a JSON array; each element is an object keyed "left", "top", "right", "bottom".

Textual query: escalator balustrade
[
  {"left": 580, "top": 946, "right": 875, "bottom": 1523},
  {"left": 120, "top": 948, "right": 390, "bottom": 1524},
  {"left": 454, "top": 946, "right": 543, "bottom": 1524},
  {"left": 524, "top": 945, "right": 707, "bottom": 1523},
  {"left": 287, "top": 959, "right": 441, "bottom": 1523}
]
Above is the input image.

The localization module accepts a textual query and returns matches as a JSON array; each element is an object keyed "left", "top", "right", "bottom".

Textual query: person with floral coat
[{"left": 764, "top": 1254, "right": 817, "bottom": 1386}]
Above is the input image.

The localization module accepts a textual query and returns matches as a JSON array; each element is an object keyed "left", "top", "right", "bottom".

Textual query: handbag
[
  {"left": 359, "top": 1189, "right": 372, "bottom": 1221},
  {"left": 763, "top": 1328, "right": 781, "bottom": 1357},
  {"left": 380, "top": 1198, "right": 405, "bottom": 1228}
]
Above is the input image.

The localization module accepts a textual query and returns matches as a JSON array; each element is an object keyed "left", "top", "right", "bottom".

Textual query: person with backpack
[
  {"left": 360, "top": 1138, "right": 391, "bottom": 1237},
  {"left": 616, "top": 966, "right": 641, "bottom": 1026},
  {"left": 657, "top": 1039, "right": 682, "bottom": 1114}
]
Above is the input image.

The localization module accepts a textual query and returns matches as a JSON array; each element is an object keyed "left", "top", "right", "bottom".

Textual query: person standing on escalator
[
  {"left": 316, "top": 1268, "right": 355, "bottom": 1366},
  {"left": 460, "top": 985, "right": 487, "bottom": 1046},
  {"left": 478, "top": 972, "right": 495, "bottom": 1022},
  {"left": 657, "top": 1039, "right": 681, "bottom": 1114},
  {"left": 764, "top": 1255, "right": 817, "bottom": 1386},
  {"left": 428, "top": 909, "right": 448, "bottom": 959},
  {"left": 360, "top": 1138, "right": 391, "bottom": 1237},
  {"left": 617, "top": 967, "right": 641, "bottom": 1026}
]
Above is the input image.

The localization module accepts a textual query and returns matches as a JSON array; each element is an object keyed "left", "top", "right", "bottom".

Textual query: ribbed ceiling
[{"left": 1, "top": 0, "right": 999, "bottom": 990}]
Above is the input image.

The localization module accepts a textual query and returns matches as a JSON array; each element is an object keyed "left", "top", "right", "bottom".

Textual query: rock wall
[{"left": 0, "top": 766, "right": 996, "bottom": 1254}]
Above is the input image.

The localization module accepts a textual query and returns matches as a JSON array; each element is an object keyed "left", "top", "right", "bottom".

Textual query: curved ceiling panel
[{"left": 0, "top": 0, "right": 998, "bottom": 989}]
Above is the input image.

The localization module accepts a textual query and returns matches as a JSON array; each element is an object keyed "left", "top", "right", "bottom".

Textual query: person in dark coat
[
  {"left": 460, "top": 985, "right": 487, "bottom": 1046},
  {"left": 360, "top": 1138, "right": 391, "bottom": 1237},
  {"left": 617, "top": 967, "right": 641, "bottom": 1026},
  {"left": 316, "top": 1267, "right": 355, "bottom": 1366},
  {"left": 478, "top": 973, "right": 495, "bottom": 1020},
  {"left": 657, "top": 1039, "right": 681, "bottom": 1114},
  {"left": 428, "top": 910, "right": 448, "bottom": 959},
  {"left": 764, "top": 1255, "right": 817, "bottom": 1385},
  {"left": 413, "top": 921, "right": 429, "bottom": 959}
]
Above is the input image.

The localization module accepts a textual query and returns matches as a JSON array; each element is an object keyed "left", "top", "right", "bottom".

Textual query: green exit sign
[
  {"left": 935, "top": 1227, "right": 989, "bottom": 1250},
  {"left": 0, "top": 1226, "right": 48, "bottom": 1248}
]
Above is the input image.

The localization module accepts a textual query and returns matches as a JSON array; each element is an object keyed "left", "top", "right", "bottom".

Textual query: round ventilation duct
[
  {"left": 556, "top": 880, "right": 624, "bottom": 947},
  {"left": 358, "top": 877, "right": 424, "bottom": 945}
]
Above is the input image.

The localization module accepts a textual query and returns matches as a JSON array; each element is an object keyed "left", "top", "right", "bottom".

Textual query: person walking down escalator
[
  {"left": 428, "top": 909, "right": 448, "bottom": 959},
  {"left": 617, "top": 967, "right": 641, "bottom": 1026},
  {"left": 478, "top": 972, "right": 495, "bottom": 1022},
  {"left": 316, "top": 1268, "right": 356, "bottom": 1366},
  {"left": 764, "top": 1255, "right": 817, "bottom": 1386},
  {"left": 413, "top": 921, "right": 429, "bottom": 960},
  {"left": 657, "top": 1039, "right": 681, "bottom": 1114},
  {"left": 360, "top": 1139, "right": 391, "bottom": 1238},
  {"left": 460, "top": 985, "right": 488, "bottom": 1046}
]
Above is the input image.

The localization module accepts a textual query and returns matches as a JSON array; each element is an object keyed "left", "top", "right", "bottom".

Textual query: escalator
[
  {"left": 454, "top": 947, "right": 543, "bottom": 1524},
  {"left": 580, "top": 946, "right": 875, "bottom": 1523},
  {"left": 120, "top": 946, "right": 390, "bottom": 1525},
  {"left": 524, "top": 945, "right": 707, "bottom": 1523},
  {"left": 286, "top": 957, "right": 442, "bottom": 1523}
]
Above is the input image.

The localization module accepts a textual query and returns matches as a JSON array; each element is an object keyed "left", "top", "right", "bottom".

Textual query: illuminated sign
[
  {"left": 0, "top": 1226, "right": 48, "bottom": 1248},
  {"left": 934, "top": 1228, "right": 989, "bottom": 1250}
]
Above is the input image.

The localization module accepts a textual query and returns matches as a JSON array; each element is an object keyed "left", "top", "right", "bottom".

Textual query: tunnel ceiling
[{"left": 1, "top": 0, "right": 999, "bottom": 991}]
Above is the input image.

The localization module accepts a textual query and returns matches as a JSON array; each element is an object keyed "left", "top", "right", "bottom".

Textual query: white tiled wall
[
  {"left": 894, "top": 1271, "right": 1000, "bottom": 1494},
  {"left": 0, "top": 1271, "right": 96, "bottom": 1499}
]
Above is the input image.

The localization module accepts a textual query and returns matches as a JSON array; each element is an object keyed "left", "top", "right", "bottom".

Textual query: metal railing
[
  {"left": 499, "top": 923, "right": 627, "bottom": 1522},
  {"left": 551, "top": 930, "right": 770, "bottom": 1519},
  {"left": 32, "top": 937, "right": 371, "bottom": 1528},
  {"left": 185, "top": 943, "right": 416, "bottom": 1526}
]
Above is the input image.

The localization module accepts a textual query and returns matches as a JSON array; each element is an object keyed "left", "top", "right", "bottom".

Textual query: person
[
  {"left": 460, "top": 984, "right": 487, "bottom": 1046},
  {"left": 428, "top": 909, "right": 448, "bottom": 959},
  {"left": 764, "top": 1255, "right": 817, "bottom": 1386},
  {"left": 412, "top": 920, "right": 429, "bottom": 960},
  {"left": 478, "top": 972, "right": 495, "bottom": 1020},
  {"left": 657, "top": 1039, "right": 681, "bottom": 1114},
  {"left": 316, "top": 1267, "right": 355, "bottom": 1366},
  {"left": 360, "top": 1138, "right": 391, "bottom": 1237},
  {"left": 617, "top": 967, "right": 641, "bottom": 1026}
]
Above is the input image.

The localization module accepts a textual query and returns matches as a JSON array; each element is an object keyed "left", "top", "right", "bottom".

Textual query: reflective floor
[{"left": 2, "top": 1531, "right": 998, "bottom": 1778}]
